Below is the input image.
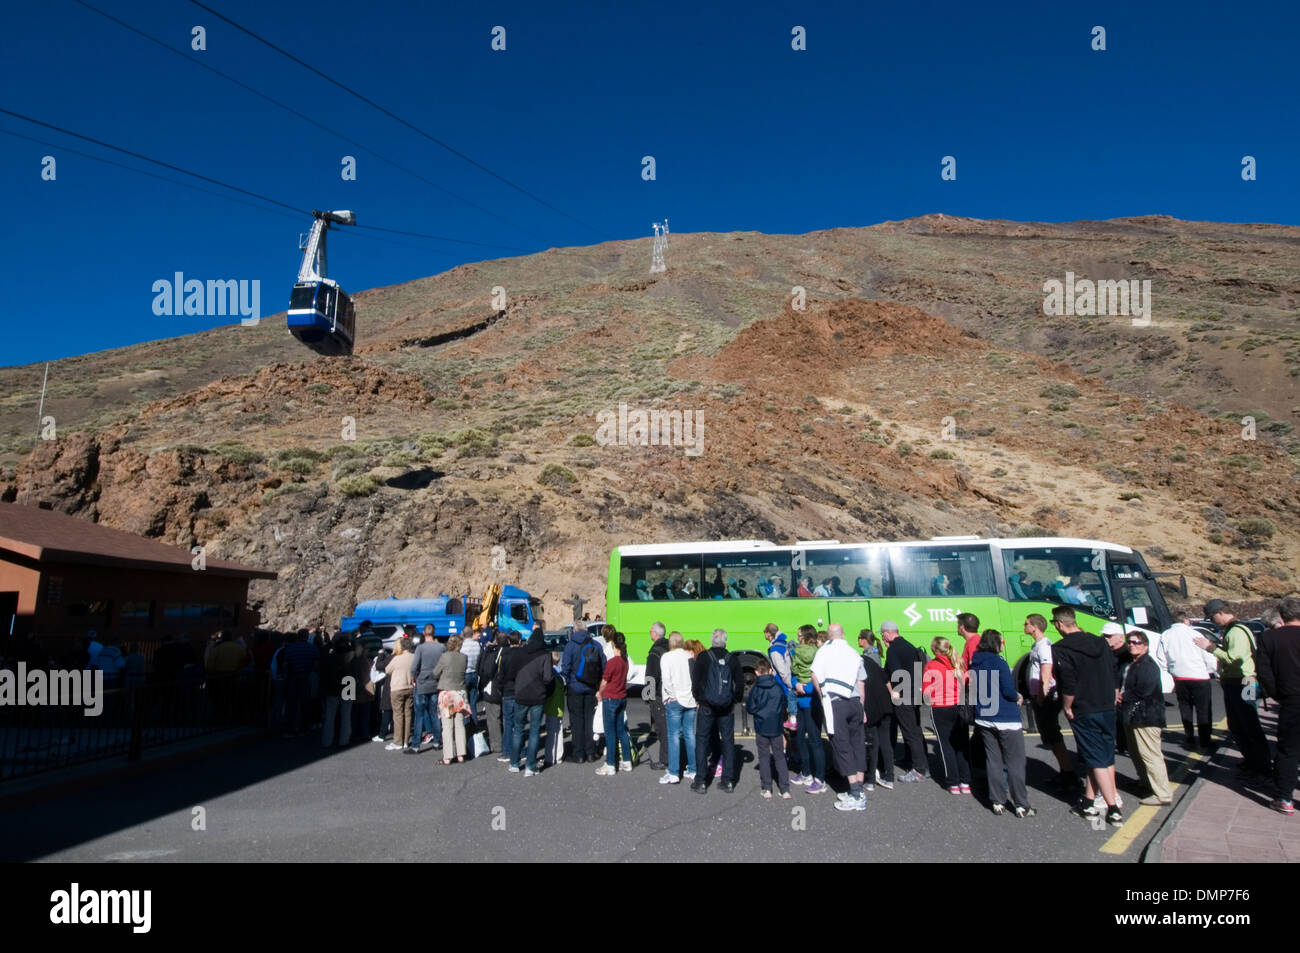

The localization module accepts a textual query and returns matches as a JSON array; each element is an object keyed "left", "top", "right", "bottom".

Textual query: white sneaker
[
  {"left": 683, "top": 770, "right": 696, "bottom": 781},
  {"left": 372, "top": 735, "right": 384, "bottom": 743},
  {"left": 834, "top": 794, "right": 867, "bottom": 812},
  {"left": 523, "top": 768, "right": 535, "bottom": 778},
  {"left": 595, "top": 764, "right": 616, "bottom": 777},
  {"left": 508, "top": 765, "right": 520, "bottom": 773},
  {"left": 384, "top": 743, "right": 402, "bottom": 751},
  {"left": 619, "top": 762, "right": 633, "bottom": 773},
  {"left": 837, "top": 791, "right": 854, "bottom": 802},
  {"left": 659, "top": 772, "right": 680, "bottom": 785}
]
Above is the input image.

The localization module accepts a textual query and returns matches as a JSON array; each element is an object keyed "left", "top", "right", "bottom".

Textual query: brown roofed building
[{"left": 0, "top": 502, "right": 275, "bottom": 646}]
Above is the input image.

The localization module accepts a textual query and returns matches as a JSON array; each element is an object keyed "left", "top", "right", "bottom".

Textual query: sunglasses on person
[{"left": 1126, "top": 638, "right": 1145, "bottom": 646}]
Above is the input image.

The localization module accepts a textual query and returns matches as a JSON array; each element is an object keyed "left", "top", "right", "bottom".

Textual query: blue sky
[{"left": 2, "top": 0, "right": 1296, "bottom": 367}]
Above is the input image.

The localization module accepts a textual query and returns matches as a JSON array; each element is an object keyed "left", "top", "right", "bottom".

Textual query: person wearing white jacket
[
  {"left": 659, "top": 633, "right": 698, "bottom": 784},
  {"left": 1157, "top": 622, "right": 1217, "bottom": 747}
]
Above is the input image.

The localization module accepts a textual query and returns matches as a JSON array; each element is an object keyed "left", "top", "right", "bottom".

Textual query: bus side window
[{"left": 891, "top": 546, "right": 995, "bottom": 598}]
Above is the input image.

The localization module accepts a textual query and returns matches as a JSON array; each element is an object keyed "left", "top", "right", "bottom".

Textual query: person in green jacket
[
  {"left": 1196, "top": 599, "right": 1271, "bottom": 777},
  {"left": 543, "top": 650, "right": 566, "bottom": 767}
]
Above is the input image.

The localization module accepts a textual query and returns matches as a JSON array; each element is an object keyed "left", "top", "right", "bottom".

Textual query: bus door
[
  {"left": 1108, "top": 557, "right": 1170, "bottom": 632},
  {"left": 826, "top": 601, "right": 873, "bottom": 641}
]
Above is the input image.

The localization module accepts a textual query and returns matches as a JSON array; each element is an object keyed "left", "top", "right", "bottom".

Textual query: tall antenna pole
[
  {"left": 36, "top": 362, "right": 49, "bottom": 434},
  {"left": 650, "top": 222, "right": 666, "bottom": 274}
]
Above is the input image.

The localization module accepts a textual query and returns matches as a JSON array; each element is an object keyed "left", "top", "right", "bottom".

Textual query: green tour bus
[{"left": 606, "top": 536, "right": 1184, "bottom": 689}]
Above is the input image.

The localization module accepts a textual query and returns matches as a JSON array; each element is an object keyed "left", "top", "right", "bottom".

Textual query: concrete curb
[{"left": 1141, "top": 738, "right": 1232, "bottom": 863}]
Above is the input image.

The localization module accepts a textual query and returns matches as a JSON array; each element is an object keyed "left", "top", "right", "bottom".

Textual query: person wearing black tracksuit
[
  {"left": 883, "top": 625, "right": 929, "bottom": 780},
  {"left": 862, "top": 651, "right": 895, "bottom": 785}
]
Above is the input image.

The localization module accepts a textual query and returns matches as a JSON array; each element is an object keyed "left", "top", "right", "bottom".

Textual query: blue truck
[{"left": 340, "top": 585, "right": 543, "bottom": 643}]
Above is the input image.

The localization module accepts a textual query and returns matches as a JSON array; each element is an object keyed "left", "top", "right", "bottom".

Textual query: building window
[
  {"left": 121, "top": 600, "right": 154, "bottom": 625},
  {"left": 164, "top": 602, "right": 237, "bottom": 626},
  {"left": 66, "top": 599, "right": 112, "bottom": 625}
]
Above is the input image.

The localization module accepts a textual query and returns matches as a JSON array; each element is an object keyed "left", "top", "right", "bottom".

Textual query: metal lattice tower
[{"left": 650, "top": 222, "right": 666, "bottom": 273}]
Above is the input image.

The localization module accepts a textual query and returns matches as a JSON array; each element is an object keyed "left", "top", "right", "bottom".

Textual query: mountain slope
[{"left": 2, "top": 216, "right": 1297, "bottom": 626}]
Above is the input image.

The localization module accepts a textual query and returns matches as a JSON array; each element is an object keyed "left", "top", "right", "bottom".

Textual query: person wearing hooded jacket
[
  {"left": 1052, "top": 606, "right": 1123, "bottom": 826},
  {"left": 765, "top": 623, "right": 797, "bottom": 731},
  {"left": 562, "top": 623, "right": 604, "bottom": 763},
  {"left": 510, "top": 628, "right": 553, "bottom": 775},
  {"left": 690, "top": 630, "right": 744, "bottom": 794},
  {"left": 745, "top": 659, "right": 790, "bottom": 797},
  {"left": 495, "top": 631, "right": 525, "bottom": 764},
  {"left": 477, "top": 633, "right": 509, "bottom": 757}
]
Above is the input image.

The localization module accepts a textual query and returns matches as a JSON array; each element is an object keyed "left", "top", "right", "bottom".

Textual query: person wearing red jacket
[{"left": 923, "top": 637, "right": 971, "bottom": 794}]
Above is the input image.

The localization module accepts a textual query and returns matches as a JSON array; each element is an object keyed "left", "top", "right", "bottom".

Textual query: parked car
[{"left": 344, "top": 624, "right": 412, "bottom": 659}]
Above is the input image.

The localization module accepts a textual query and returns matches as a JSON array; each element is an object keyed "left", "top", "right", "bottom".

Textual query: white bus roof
[{"left": 614, "top": 537, "right": 1136, "bottom": 557}]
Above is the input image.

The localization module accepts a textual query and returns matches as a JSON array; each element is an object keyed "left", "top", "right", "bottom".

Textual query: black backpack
[
  {"left": 575, "top": 642, "right": 603, "bottom": 689},
  {"left": 701, "top": 652, "right": 734, "bottom": 708}
]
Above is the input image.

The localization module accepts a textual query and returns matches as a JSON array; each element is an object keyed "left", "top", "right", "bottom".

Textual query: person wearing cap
[
  {"left": 1102, "top": 622, "right": 1131, "bottom": 755},
  {"left": 1196, "top": 599, "right": 1271, "bottom": 778},
  {"left": 882, "top": 621, "right": 930, "bottom": 782},
  {"left": 1160, "top": 617, "right": 1217, "bottom": 748},
  {"left": 811, "top": 623, "right": 869, "bottom": 812}
]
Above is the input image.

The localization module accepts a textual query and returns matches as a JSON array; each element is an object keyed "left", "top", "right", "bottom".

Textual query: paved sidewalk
[{"left": 1156, "top": 706, "right": 1300, "bottom": 863}]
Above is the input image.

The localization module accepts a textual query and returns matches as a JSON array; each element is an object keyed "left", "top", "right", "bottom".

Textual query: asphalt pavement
[{"left": 1, "top": 694, "right": 1211, "bottom": 863}]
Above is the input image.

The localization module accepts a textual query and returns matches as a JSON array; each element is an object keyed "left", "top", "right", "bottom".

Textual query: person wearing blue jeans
[
  {"left": 595, "top": 631, "right": 634, "bottom": 775},
  {"left": 792, "top": 682, "right": 827, "bottom": 792},
  {"left": 410, "top": 691, "right": 439, "bottom": 750},
  {"left": 665, "top": 700, "right": 697, "bottom": 778},
  {"left": 603, "top": 698, "right": 633, "bottom": 768},
  {"left": 509, "top": 628, "right": 555, "bottom": 774},
  {"left": 510, "top": 703, "right": 543, "bottom": 771},
  {"left": 408, "top": 629, "right": 444, "bottom": 751}
]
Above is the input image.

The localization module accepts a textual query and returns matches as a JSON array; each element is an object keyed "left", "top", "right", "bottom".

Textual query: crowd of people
[
  {"left": 337, "top": 595, "right": 1299, "bottom": 824},
  {"left": 6, "top": 594, "right": 1298, "bottom": 821}
]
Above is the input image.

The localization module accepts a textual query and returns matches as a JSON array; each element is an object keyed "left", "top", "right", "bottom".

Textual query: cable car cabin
[{"left": 287, "top": 279, "right": 355, "bottom": 356}]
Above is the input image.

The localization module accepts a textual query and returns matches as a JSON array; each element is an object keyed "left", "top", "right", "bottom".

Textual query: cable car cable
[
  {"left": 0, "top": 108, "right": 531, "bottom": 253},
  {"left": 184, "top": 0, "right": 613, "bottom": 240},
  {"left": 0, "top": 125, "right": 304, "bottom": 224},
  {"left": 70, "top": 0, "right": 550, "bottom": 244}
]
